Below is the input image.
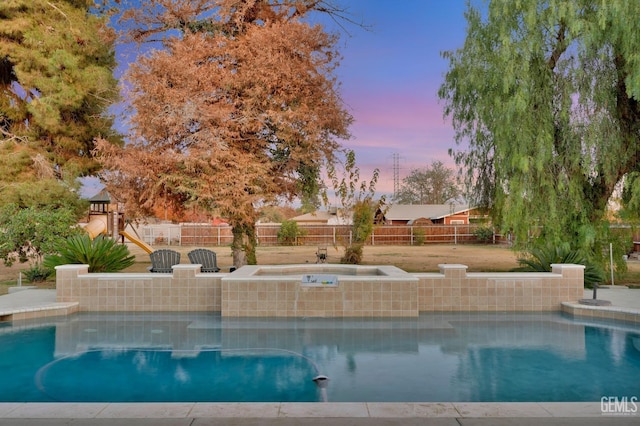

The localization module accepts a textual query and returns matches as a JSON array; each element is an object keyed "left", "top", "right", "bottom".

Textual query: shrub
[
  {"left": 0, "top": 204, "right": 81, "bottom": 266},
  {"left": 277, "top": 220, "right": 306, "bottom": 245},
  {"left": 473, "top": 226, "right": 494, "bottom": 243},
  {"left": 341, "top": 200, "right": 377, "bottom": 264},
  {"left": 43, "top": 234, "right": 135, "bottom": 273},
  {"left": 341, "top": 244, "right": 363, "bottom": 265},
  {"left": 23, "top": 263, "right": 53, "bottom": 283},
  {"left": 513, "top": 243, "right": 604, "bottom": 287},
  {"left": 413, "top": 228, "right": 425, "bottom": 246}
]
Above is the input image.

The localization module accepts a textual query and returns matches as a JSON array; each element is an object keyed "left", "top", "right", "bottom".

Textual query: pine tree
[{"left": 0, "top": 0, "right": 120, "bottom": 208}]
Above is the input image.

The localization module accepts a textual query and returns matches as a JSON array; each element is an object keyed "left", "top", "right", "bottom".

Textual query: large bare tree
[
  {"left": 95, "top": 1, "right": 353, "bottom": 266},
  {"left": 393, "top": 161, "right": 461, "bottom": 205}
]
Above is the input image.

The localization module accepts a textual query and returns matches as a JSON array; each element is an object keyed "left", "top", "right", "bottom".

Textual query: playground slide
[
  {"left": 120, "top": 230, "right": 154, "bottom": 254},
  {"left": 84, "top": 218, "right": 107, "bottom": 239}
]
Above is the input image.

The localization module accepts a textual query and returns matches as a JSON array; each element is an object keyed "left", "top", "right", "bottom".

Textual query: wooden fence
[{"left": 141, "top": 223, "right": 507, "bottom": 247}]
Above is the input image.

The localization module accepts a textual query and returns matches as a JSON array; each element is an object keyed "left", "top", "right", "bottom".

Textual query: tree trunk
[{"left": 231, "top": 221, "right": 257, "bottom": 268}]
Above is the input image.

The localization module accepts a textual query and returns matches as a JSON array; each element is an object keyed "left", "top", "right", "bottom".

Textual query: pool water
[{"left": 0, "top": 312, "right": 639, "bottom": 403}]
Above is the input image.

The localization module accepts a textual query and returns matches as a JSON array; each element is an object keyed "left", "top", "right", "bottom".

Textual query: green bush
[
  {"left": 473, "top": 226, "right": 494, "bottom": 243},
  {"left": 0, "top": 204, "right": 82, "bottom": 266},
  {"left": 43, "top": 234, "right": 135, "bottom": 273},
  {"left": 513, "top": 243, "right": 604, "bottom": 287},
  {"left": 23, "top": 263, "right": 53, "bottom": 283},
  {"left": 413, "top": 228, "right": 425, "bottom": 246},
  {"left": 341, "top": 200, "right": 377, "bottom": 264},
  {"left": 277, "top": 220, "right": 306, "bottom": 245}
]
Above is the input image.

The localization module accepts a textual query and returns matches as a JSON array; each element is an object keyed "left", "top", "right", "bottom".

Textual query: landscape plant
[
  {"left": 413, "top": 228, "right": 426, "bottom": 246},
  {"left": 0, "top": 204, "right": 81, "bottom": 267},
  {"left": 44, "top": 234, "right": 135, "bottom": 273},
  {"left": 328, "top": 150, "right": 383, "bottom": 264},
  {"left": 22, "top": 263, "right": 53, "bottom": 283},
  {"left": 513, "top": 242, "right": 605, "bottom": 287},
  {"left": 439, "top": 0, "right": 640, "bottom": 273},
  {"left": 473, "top": 226, "right": 494, "bottom": 244},
  {"left": 277, "top": 220, "right": 307, "bottom": 246}
]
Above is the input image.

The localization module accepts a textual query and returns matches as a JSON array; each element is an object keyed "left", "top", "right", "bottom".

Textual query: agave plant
[
  {"left": 514, "top": 244, "right": 604, "bottom": 287},
  {"left": 44, "top": 234, "right": 135, "bottom": 273}
]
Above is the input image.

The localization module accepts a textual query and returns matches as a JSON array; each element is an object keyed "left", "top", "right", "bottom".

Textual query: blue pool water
[{"left": 0, "top": 312, "right": 639, "bottom": 403}]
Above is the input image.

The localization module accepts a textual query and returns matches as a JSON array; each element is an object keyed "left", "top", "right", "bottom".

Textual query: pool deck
[{"left": 0, "top": 287, "right": 639, "bottom": 424}]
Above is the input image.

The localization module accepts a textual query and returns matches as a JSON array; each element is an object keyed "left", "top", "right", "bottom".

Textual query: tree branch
[{"left": 547, "top": 21, "right": 567, "bottom": 69}]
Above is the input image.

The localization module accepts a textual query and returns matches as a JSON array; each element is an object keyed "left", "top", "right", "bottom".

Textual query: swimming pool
[{"left": 1, "top": 312, "right": 638, "bottom": 403}]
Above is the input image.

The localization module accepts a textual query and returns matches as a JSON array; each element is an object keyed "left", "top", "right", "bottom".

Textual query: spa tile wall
[{"left": 221, "top": 280, "right": 418, "bottom": 317}]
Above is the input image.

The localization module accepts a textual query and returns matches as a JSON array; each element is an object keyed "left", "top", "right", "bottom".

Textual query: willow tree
[
  {"left": 439, "top": 0, "right": 640, "bottom": 267},
  {"left": 95, "top": 0, "right": 353, "bottom": 267},
  {"left": 0, "top": 0, "right": 120, "bottom": 209}
]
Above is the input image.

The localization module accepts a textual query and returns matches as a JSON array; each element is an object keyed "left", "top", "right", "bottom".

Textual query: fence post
[
  {"left": 411, "top": 226, "right": 414, "bottom": 246},
  {"left": 454, "top": 226, "right": 457, "bottom": 245}
]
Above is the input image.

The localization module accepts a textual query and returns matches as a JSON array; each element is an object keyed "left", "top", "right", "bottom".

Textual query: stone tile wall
[
  {"left": 220, "top": 279, "right": 418, "bottom": 317},
  {"left": 416, "top": 264, "right": 584, "bottom": 312},
  {"left": 56, "top": 263, "right": 584, "bottom": 316},
  {"left": 56, "top": 264, "right": 222, "bottom": 312}
]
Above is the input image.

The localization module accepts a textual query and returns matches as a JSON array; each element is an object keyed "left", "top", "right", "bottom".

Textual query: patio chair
[
  {"left": 187, "top": 248, "right": 221, "bottom": 273},
  {"left": 148, "top": 249, "right": 181, "bottom": 273},
  {"left": 316, "top": 246, "right": 327, "bottom": 264}
]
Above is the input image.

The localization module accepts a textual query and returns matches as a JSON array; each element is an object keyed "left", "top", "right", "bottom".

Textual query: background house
[
  {"left": 291, "top": 208, "right": 352, "bottom": 225},
  {"left": 379, "top": 204, "right": 482, "bottom": 225}
]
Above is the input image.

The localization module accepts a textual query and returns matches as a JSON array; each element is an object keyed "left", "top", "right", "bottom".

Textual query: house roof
[
  {"left": 383, "top": 204, "right": 471, "bottom": 221},
  {"left": 291, "top": 210, "right": 351, "bottom": 225},
  {"left": 291, "top": 211, "right": 335, "bottom": 222}
]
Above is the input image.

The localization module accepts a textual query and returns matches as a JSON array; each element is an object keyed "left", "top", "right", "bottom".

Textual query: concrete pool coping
[
  {"left": 1, "top": 288, "right": 639, "bottom": 423},
  {"left": 0, "top": 402, "right": 638, "bottom": 423}
]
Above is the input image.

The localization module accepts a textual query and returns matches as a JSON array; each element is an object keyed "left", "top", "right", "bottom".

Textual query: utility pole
[{"left": 393, "top": 152, "right": 400, "bottom": 200}]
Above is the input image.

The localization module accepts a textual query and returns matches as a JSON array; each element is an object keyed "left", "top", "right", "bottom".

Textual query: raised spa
[{"left": 222, "top": 264, "right": 418, "bottom": 317}]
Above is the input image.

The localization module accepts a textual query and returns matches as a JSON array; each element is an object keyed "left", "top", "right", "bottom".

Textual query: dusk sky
[{"left": 319, "top": 0, "right": 469, "bottom": 196}]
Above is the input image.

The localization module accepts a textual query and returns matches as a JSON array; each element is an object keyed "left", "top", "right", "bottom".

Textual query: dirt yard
[
  {"left": 114, "top": 243, "right": 522, "bottom": 274},
  {"left": 2, "top": 243, "right": 640, "bottom": 294}
]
